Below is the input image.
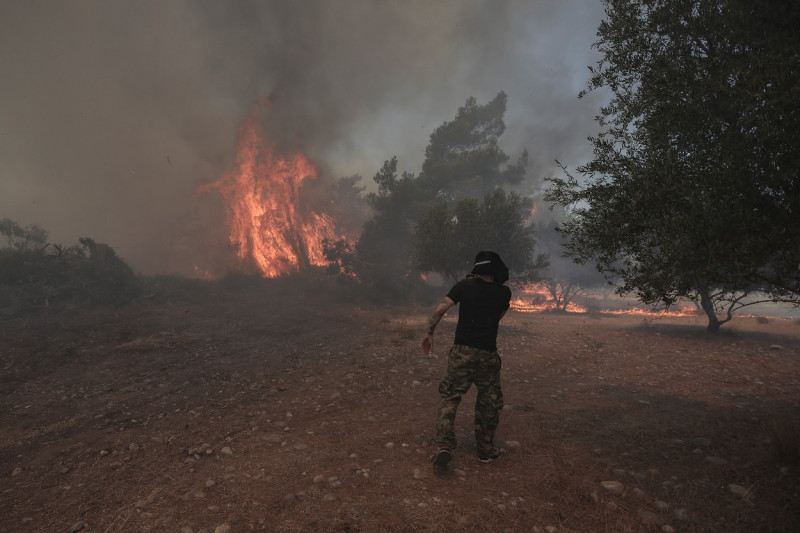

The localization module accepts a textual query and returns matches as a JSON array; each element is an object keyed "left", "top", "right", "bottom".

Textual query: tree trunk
[{"left": 699, "top": 290, "right": 721, "bottom": 332}]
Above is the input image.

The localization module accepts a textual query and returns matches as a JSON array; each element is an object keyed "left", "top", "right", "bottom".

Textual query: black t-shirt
[{"left": 446, "top": 277, "right": 512, "bottom": 352}]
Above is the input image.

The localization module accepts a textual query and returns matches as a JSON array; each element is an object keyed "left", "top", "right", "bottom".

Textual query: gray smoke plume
[{"left": 0, "top": 0, "right": 605, "bottom": 274}]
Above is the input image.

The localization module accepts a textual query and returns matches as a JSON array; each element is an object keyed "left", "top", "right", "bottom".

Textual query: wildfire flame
[
  {"left": 510, "top": 282, "right": 697, "bottom": 316},
  {"left": 199, "top": 106, "right": 340, "bottom": 277}
]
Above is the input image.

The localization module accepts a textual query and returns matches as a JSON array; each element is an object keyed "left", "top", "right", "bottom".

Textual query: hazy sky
[{"left": 0, "top": 0, "right": 607, "bottom": 273}]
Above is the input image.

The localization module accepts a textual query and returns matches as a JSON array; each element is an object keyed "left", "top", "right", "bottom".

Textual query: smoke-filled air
[
  {"left": 3, "top": 3, "right": 800, "bottom": 531},
  {"left": 0, "top": 0, "right": 605, "bottom": 275}
]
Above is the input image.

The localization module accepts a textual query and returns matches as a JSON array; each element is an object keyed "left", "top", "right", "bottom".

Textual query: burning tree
[
  {"left": 545, "top": 0, "right": 800, "bottom": 331},
  {"left": 198, "top": 104, "right": 356, "bottom": 278}
]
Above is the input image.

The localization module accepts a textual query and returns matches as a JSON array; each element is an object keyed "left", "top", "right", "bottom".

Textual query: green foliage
[
  {"left": 75, "top": 238, "right": 139, "bottom": 304},
  {"left": 0, "top": 218, "right": 48, "bottom": 250},
  {"left": 412, "top": 190, "right": 543, "bottom": 282},
  {"left": 545, "top": 0, "right": 800, "bottom": 330},
  {"left": 0, "top": 222, "right": 140, "bottom": 311},
  {"left": 351, "top": 93, "right": 537, "bottom": 297},
  {"left": 421, "top": 92, "right": 528, "bottom": 198}
]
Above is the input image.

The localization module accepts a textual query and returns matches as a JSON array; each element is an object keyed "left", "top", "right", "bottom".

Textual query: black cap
[{"left": 470, "top": 251, "right": 509, "bottom": 284}]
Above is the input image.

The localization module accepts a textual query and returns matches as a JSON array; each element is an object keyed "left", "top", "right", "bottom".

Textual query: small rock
[
  {"left": 99, "top": 450, "right": 110, "bottom": 457},
  {"left": 384, "top": 442, "right": 395, "bottom": 449},
  {"left": 705, "top": 456, "right": 728, "bottom": 465},
  {"left": 638, "top": 510, "right": 660, "bottom": 526},
  {"left": 312, "top": 475, "right": 325, "bottom": 483},
  {"left": 728, "top": 484, "right": 751, "bottom": 498},
  {"left": 261, "top": 433, "right": 281, "bottom": 443},
  {"left": 661, "top": 526, "right": 676, "bottom": 533},
  {"left": 214, "top": 524, "right": 231, "bottom": 533},
  {"left": 206, "top": 479, "right": 216, "bottom": 488},
  {"left": 693, "top": 437, "right": 712, "bottom": 448},
  {"left": 11, "top": 467, "right": 22, "bottom": 477},
  {"left": 654, "top": 500, "right": 670, "bottom": 511},
  {"left": 413, "top": 468, "right": 426, "bottom": 480},
  {"left": 68, "top": 522, "right": 85, "bottom": 533},
  {"left": 504, "top": 440, "right": 521, "bottom": 449},
  {"left": 600, "top": 480, "right": 625, "bottom": 495},
  {"left": 220, "top": 446, "right": 233, "bottom": 455},
  {"left": 769, "top": 344, "right": 783, "bottom": 350}
]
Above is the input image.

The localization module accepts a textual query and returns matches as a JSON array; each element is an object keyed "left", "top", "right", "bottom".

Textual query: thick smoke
[{"left": 0, "top": 0, "right": 605, "bottom": 274}]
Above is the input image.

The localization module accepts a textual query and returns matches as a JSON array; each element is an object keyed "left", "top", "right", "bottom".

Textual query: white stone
[{"left": 600, "top": 480, "right": 624, "bottom": 495}]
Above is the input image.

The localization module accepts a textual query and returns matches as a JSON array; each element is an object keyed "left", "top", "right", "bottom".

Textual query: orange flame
[
  {"left": 199, "top": 106, "right": 339, "bottom": 277},
  {"left": 510, "top": 282, "right": 697, "bottom": 316}
]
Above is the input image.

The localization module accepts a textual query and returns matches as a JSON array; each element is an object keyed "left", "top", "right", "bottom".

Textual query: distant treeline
[{"left": 0, "top": 218, "right": 139, "bottom": 310}]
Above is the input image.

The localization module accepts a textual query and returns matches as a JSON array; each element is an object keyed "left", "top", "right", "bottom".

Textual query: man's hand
[{"left": 421, "top": 333, "right": 434, "bottom": 354}]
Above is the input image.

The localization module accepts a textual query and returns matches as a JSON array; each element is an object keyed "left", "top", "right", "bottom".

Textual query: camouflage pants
[{"left": 435, "top": 344, "right": 503, "bottom": 456}]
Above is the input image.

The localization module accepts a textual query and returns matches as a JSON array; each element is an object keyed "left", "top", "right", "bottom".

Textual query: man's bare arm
[
  {"left": 421, "top": 296, "right": 455, "bottom": 354},
  {"left": 426, "top": 296, "right": 456, "bottom": 334}
]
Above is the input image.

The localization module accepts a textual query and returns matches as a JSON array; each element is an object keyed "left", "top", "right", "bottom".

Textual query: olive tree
[{"left": 545, "top": 0, "right": 800, "bottom": 331}]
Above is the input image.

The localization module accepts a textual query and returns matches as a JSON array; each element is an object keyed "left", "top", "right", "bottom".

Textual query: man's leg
[
  {"left": 474, "top": 352, "right": 503, "bottom": 458},
  {"left": 434, "top": 346, "right": 474, "bottom": 451}
]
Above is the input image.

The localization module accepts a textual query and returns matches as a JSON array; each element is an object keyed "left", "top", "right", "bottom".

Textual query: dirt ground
[{"left": 1, "top": 280, "right": 799, "bottom": 532}]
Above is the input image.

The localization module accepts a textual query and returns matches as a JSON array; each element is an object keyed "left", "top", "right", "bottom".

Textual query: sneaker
[
  {"left": 477, "top": 447, "right": 504, "bottom": 464},
  {"left": 433, "top": 446, "right": 452, "bottom": 472}
]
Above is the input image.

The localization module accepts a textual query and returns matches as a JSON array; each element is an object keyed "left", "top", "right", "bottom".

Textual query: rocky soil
[{"left": 1, "top": 281, "right": 799, "bottom": 532}]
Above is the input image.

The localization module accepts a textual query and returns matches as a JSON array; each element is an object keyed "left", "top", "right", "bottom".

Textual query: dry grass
[{"left": 767, "top": 411, "right": 800, "bottom": 467}]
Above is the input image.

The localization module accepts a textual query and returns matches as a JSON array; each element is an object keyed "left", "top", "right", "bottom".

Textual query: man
[{"left": 421, "top": 251, "right": 512, "bottom": 473}]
